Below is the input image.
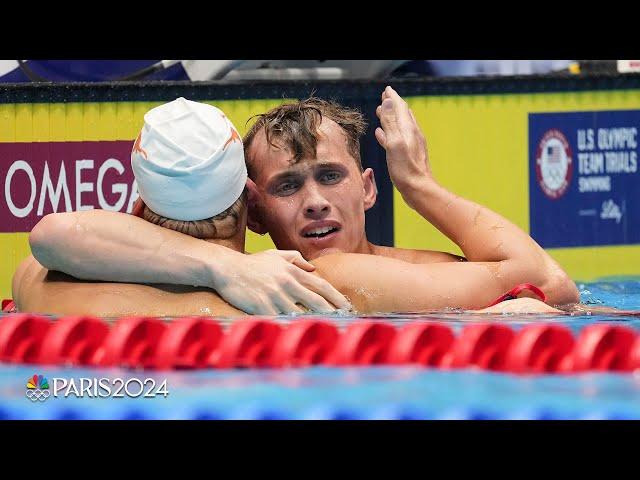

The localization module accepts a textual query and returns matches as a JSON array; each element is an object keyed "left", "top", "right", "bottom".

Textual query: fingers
[
  {"left": 286, "top": 251, "right": 315, "bottom": 272},
  {"left": 272, "top": 293, "right": 306, "bottom": 315},
  {"left": 378, "top": 99, "right": 400, "bottom": 138},
  {"left": 240, "top": 249, "right": 351, "bottom": 313},
  {"left": 381, "top": 86, "right": 410, "bottom": 115},
  {"left": 385, "top": 85, "right": 402, "bottom": 101},
  {"left": 294, "top": 270, "right": 352, "bottom": 311},
  {"left": 374, "top": 127, "right": 387, "bottom": 148},
  {"left": 381, "top": 86, "right": 393, "bottom": 102},
  {"left": 378, "top": 86, "right": 411, "bottom": 138},
  {"left": 238, "top": 288, "right": 304, "bottom": 316},
  {"left": 266, "top": 275, "right": 337, "bottom": 314},
  {"left": 406, "top": 105, "right": 424, "bottom": 138},
  {"left": 244, "top": 295, "right": 279, "bottom": 316},
  {"left": 387, "top": 87, "right": 415, "bottom": 128},
  {"left": 378, "top": 87, "right": 423, "bottom": 142},
  {"left": 267, "top": 249, "right": 315, "bottom": 272},
  {"left": 287, "top": 281, "right": 337, "bottom": 313}
]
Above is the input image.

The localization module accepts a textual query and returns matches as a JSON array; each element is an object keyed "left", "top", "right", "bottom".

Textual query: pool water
[{"left": 1, "top": 279, "right": 640, "bottom": 420}]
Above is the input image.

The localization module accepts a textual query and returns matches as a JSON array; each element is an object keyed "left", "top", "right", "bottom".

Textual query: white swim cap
[{"left": 131, "top": 97, "right": 247, "bottom": 221}]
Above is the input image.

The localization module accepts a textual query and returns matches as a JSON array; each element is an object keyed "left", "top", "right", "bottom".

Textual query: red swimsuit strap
[
  {"left": 486, "top": 283, "right": 546, "bottom": 308},
  {"left": 2, "top": 299, "right": 16, "bottom": 313}
]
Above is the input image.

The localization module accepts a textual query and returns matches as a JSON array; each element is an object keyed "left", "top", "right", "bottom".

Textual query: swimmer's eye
[
  {"left": 318, "top": 170, "right": 342, "bottom": 184},
  {"left": 275, "top": 181, "right": 299, "bottom": 196}
]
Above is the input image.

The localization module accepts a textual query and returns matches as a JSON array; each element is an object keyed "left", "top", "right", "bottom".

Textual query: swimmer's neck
[
  {"left": 203, "top": 237, "right": 244, "bottom": 253},
  {"left": 350, "top": 238, "right": 378, "bottom": 255},
  {"left": 202, "top": 235, "right": 377, "bottom": 257},
  {"left": 361, "top": 241, "right": 384, "bottom": 255},
  {"left": 308, "top": 241, "right": 378, "bottom": 259}
]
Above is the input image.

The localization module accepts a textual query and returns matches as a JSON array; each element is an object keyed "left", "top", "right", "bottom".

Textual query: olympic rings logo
[{"left": 26, "top": 388, "right": 51, "bottom": 402}]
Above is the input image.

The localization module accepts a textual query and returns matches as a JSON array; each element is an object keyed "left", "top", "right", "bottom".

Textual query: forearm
[
  {"left": 314, "top": 253, "right": 533, "bottom": 312},
  {"left": 376, "top": 86, "right": 578, "bottom": 305},
  {"left": 400, "top": 180, "right": 578, "bottom": 304},
  {"left": 29, "top": 211, "right": 232, "bottom": 287},
  {"left": 402, "top": 179, "right": 542, "bottom": 264}
]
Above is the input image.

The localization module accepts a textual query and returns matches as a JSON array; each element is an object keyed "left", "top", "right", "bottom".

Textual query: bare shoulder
[
  {"left": 12, "top": 255, "right": 46, "bottom": 306},
  {"left": 309, "top": 252, "right": 417, "bottom": 297},
  {"left": 310, "top": 252, "right": 410, "bottom": 271},
  {"left": 70, "top": 283, "right": 244, "bottom": 318},
  {"left": 13, "top": 255, "right": 38, "bottom": 289},
  {"left": 371, "top": 245, "right": 465, "bottom": 264},
  {"left": 311, "top": 252, "right": 385, "bottom": 287},
  {"left": 12, "top": 254, "right": 243, "bottom": 318}
]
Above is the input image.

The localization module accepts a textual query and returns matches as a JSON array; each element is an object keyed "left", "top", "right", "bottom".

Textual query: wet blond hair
[
  {"left": 142, "top": 188, "right": 247, "bottom": 240},
  {"left": 243, "top": 97, "right": 367, "bottom": 179}
]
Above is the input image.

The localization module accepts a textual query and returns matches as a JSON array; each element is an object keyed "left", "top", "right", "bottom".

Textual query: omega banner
[{"left": 1, "top": 141, "right": 138, "bottom": 232}]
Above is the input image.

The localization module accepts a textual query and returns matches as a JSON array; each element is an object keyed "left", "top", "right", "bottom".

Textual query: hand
[
  {"left": 266, "top": 249, "right": 317, "bottom": 272},
  {"left": 213, "top": 249, "right": 352, "bottom": 315},
  {"left": 374, "top": 86, "right": 434, "bottom": 193}
]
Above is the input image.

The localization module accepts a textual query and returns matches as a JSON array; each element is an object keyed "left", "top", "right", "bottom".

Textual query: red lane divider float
[
  {"left": 0, "top": 314, "right": 52, "bottom": 364},
  {"left": 271, "top": 319, "right": 339, "bottom": 367},
  {"left": 387, "top": 322, "right": 454, "bottom": 367},
  {"left": 329, "top": 321, "right": 396, "bottom": 366},
  {"left": 630, "top": 337, "right": 640, "bottom": 370},
  {"left": 1, "top": 313, "right": 639, "bottom": 374},
  {"left": 156, "top": 317, "right": 223, "bottom": 370},
  {"left": 571, "top": 324, "right": 637, "bottom": 372},
  {"left": 505, "top": 324, "right": 575, "bottom": 374},
  {"left": 212, "top": 319, "right": 283, "bottom": 368},
  {"left": 96, "top": 317, "right": 167, "bottom": 369},
  {"left": 39, "top": 316, "right": 109, "bottom": 366},
  {"left": 444, "top": 324, "right": 515, "bottom": 371}
]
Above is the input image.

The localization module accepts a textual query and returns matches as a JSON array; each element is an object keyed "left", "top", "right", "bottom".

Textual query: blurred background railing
[{"left": 2, "top": 60, "right": 636, "bottom": 83}]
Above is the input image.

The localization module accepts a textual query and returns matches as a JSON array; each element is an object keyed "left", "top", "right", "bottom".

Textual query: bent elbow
[
  {"left": 565, "top": 278, "right": 581, "bottom": 305},
  {"left": 551, "top": 273, "right": 580, "bottom": 306},
  {"left": 29, "top": 213, "right": 73, "bottom": 269}
]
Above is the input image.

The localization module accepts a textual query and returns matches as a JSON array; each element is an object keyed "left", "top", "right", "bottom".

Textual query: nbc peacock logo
[{"left": 26, "top": 374, "right": 50, "bottom": 402}]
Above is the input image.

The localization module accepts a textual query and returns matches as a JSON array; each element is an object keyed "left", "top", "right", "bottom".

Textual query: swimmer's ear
[
  {"left": 131, "top": 198, "right": 146, "bottom": 218},
  {"left": 246, "top": 179, "right": 268, "bottom": 235},
  {"left": 362, "top": 168, "right": 378, "bottom": 211}
]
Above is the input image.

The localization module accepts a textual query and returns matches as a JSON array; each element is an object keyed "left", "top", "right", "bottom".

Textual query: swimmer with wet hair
[
  {"left": 15, "top": 98, "right": 344, "bottom": 317},
  {"left": 14, "top": 97, "right": 574, "bottom": 317}
]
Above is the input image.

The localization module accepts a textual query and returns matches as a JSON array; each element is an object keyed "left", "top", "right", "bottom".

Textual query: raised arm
[
  {"left": 28, "top": 210, "right": 351, "bottom": 315},
  {"left": 374, "top": 86, "right": 579, "bottom": 306}
]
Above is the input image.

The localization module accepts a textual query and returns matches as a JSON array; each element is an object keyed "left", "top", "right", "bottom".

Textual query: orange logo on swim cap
[
  {"left": 223, "top": 127, "right": 241, "bottom": 151},
  {"left": 132, "top": 132, "right": 148, "bottom": 160}
]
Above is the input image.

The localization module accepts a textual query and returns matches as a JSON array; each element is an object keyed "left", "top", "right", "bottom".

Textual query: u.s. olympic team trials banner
[
  {"left": 529, "top": 110, "right": 640, "bottom": 248},
  {"left": 0, "top": 142, "right": 137, "bottom": 232}
]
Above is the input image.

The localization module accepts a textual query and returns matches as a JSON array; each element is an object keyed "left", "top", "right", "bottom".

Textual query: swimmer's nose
[
  {"left": 302, "top": 188, "right": 331, "bottom": 219},
  {"left": 305, "top": 203, "right": 331, "bottom": 219}
]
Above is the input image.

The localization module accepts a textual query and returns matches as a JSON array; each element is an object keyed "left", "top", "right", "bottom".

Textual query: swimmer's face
[{"left": 247, "top": 118, "right": 377, "bottom": 259}]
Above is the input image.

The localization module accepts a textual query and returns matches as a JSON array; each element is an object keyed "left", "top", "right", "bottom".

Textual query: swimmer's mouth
[
  {"left": 301, "top": 223, "right": 341, "bottom": 239},
  {"left": 303, "top": 226, "right": 340, "bottom": 238}
]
